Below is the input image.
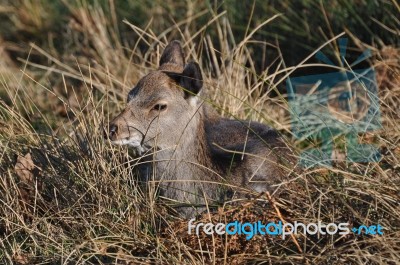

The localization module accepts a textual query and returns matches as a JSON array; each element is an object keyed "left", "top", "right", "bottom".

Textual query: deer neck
[{"left": 153, "top": 108, "right": 213, "bottom": 180}]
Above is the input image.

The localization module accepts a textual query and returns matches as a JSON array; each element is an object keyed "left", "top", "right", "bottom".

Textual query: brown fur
[{"left": 107, "top": 41, "right": 296, "bottom": 218}]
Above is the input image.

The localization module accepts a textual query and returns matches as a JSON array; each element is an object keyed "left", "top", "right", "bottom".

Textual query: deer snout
[
  {"left": 104, "top": 123, "right": 118, "bottom": 141},
  {"left": 109, "top": 123, "right": 118, "bottom": 139},
  {"left": 105, "top": 119, "right": 144, "bottom": 148}
]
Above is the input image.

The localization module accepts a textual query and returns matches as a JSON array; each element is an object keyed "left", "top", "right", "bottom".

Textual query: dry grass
[{"left": 0, "top": 2, "right": 399, "bottom": 264}]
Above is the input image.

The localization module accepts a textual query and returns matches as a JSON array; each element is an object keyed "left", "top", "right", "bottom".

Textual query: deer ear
[
  {"left": 159, "top": 40, "right": 184, "bottom": 67},
  {"left": 163, "top": 62, "right": 203, "bottom": 98},
  {"left": 180, "top": 62, "right": 203, "bottom": 98}
]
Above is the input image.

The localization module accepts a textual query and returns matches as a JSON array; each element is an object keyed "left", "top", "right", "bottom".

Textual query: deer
[{"left": 106, "top": 41, "right": 295, "bottom": 218}]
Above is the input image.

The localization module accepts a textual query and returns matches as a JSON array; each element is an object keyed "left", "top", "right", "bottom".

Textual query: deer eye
[{"left": 152, "top": 103, "right": 167, "bottom": 111}]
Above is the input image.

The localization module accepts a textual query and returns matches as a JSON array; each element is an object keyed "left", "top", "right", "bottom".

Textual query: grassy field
[{"left": 0, "top": 1, "right": 399, "bottom": 264}]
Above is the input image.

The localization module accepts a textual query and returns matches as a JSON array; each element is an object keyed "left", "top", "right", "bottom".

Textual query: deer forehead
[{"left": 128, "top": 71, "right": 184, "bottom": 104}]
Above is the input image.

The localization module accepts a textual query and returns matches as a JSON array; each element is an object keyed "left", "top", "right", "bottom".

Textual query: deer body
[{"left": 107, "top": 41, "right": 293, "bottom": 217}]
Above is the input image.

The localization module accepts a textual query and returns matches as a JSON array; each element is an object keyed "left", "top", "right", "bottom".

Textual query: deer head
[{"left": 106, "top": 41, "right": 204, "bottom": 154}]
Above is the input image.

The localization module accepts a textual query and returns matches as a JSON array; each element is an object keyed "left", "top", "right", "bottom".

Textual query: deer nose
[{"left": 108, "top": 124, "right": 118, "bottom": 140}]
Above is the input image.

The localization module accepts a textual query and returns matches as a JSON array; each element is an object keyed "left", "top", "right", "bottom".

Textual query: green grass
[{"left": 0, "top": 1, "right": 399, "bottom": 264}]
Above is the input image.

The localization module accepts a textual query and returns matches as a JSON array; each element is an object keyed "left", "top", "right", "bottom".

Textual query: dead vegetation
[{"left": 0, "top": 1, "right": 399, "bottom": 264}]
